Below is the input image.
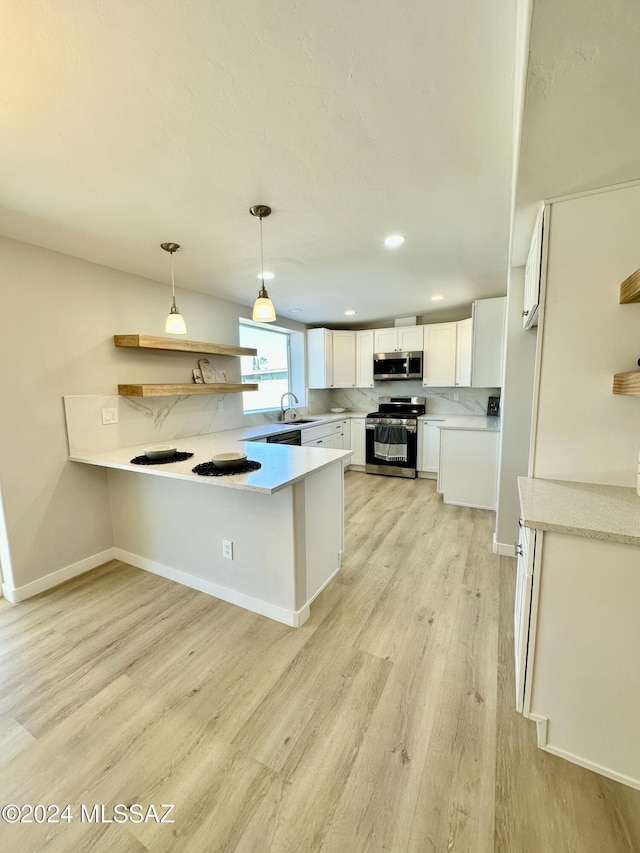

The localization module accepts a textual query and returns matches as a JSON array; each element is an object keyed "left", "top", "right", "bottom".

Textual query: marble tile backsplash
[
  {"left": 326, "top": 382, "right": 500, "bottom": 416},
  {"left": 64, "top": 392, "right": 322, "bottom": 456},
  {"left": 63, "top": 383, "right": 498, "bottom": 456}
]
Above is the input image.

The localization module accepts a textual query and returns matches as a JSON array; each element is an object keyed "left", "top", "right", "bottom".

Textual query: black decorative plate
[
  {"left": 192, "top": 460, "right": 262, "bottom": 477},
  {"left": 130, "top": 452, "right": 194, "bottom": 465}
]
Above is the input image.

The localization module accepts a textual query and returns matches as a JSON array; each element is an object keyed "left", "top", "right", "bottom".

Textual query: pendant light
[
  {"left": 250, "top": 205, "right": 276, "bottom": 323},
  {"left": 161, "top": 242, "right": 187, "bottom": 334}
]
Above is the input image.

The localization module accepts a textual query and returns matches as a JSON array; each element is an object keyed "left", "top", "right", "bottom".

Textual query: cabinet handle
[
  {"left": 522, "top": 310, "right": 529, "bottom": 317},
  {"left": 515, "top": 543, "right": 523, "bottom": 557}
]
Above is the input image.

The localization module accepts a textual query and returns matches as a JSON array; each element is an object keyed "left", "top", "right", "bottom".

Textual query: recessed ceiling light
[
  {"left": 384, "top": 234, "right": 405, "bottom": 248},
  {"left": 344, "top": 309, "right": 357, "bottom": 316},
  {"left": 257, "top": 271, "right": 275, "bottom": 280},
  {"left": 289, "top": 308, "right": 302, "bottom": 313},
  {"left": 431, "top": 294, "right": 444, "bottom": 301}
]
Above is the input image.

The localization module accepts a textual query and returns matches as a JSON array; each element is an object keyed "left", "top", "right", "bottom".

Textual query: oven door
[{"left": 365, "top": 421, "right": 418, "bottom": 478}]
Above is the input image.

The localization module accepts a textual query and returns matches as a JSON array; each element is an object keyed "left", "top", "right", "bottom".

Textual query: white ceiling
[{"left": 0, "top": 0, "right": 517, "bottom": 326}]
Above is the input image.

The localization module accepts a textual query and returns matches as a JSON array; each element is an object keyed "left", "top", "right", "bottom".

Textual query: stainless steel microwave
[{"left": 373, "top": 351, "right": 423, "bottom": 381}]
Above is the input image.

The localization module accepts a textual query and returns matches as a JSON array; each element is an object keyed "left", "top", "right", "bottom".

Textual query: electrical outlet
[
  {"left": 222, "top": 539, "right": 233, "bottom": 560},
  {"left": 453, "top": 392, "right": 459, "bottom": 402},
  {"left": 101, "top": 407, "right": 119, "bottom": 425},
  {"left": 217, "top": 400, "right": 224, "bottom": 412}
]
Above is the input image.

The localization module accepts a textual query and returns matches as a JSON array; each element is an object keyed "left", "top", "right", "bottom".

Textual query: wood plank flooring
[{"left": 0, "top": 472, "right": 638, "bottom": 851}]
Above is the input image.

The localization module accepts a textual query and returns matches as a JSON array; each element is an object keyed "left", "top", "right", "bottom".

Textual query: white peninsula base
[{"left": 108, "top": 459, "right": 344, "bottom": 627}]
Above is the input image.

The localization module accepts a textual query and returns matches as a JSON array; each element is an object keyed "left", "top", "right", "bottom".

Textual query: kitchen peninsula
[{"left": 68, "top": 423, "right": 350, "bottom": 627}]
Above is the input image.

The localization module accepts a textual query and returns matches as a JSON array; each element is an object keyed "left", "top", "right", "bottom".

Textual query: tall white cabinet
[{"left": 471, "top": 297, "right": 506, "bottom": 387}]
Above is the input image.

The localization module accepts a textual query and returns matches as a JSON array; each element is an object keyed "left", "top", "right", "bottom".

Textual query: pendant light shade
[
  {"left": 250, "top": 205, "right": 276, "bottom": 323},
  {"left": 161, "top": 242, "right": 187, "bottom": 334}
]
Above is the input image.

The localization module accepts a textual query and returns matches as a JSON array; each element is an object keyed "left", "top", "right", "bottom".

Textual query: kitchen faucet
[{"left": 280, "top": 391, "right": 299, "bottom": 422}]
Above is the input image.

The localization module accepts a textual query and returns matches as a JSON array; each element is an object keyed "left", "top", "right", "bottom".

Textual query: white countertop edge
[
  {"left": 419, "top": 415, "right": 501, "bottom": 431},
  {"left": 517, "top": 477, "right": 640, "bottom": 546},
  {"left": 70, "top": 436, "right": 352, "bottom": 495}
]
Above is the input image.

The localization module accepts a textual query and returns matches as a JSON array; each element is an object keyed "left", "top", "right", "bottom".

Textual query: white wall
[
  {"left": 531, "top": 185, "right": 640, "bottom": 486},
  {"left": 494, "top": 266, "right": 537, "bottom": 551},
  {"left": 0, "top": 236, "right": 305, "bottom": 590}
]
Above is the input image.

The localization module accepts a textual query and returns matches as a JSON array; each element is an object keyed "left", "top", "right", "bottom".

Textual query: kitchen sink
[{"left": 282, "top": 418, "right": 318, "bottom": 424}]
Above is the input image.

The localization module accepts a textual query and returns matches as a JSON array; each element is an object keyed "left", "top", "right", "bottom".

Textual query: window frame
[{"left": 239, "top": 318, "right": 306, "bottom": 415}]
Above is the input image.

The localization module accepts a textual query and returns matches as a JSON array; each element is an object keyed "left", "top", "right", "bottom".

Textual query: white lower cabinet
[
  {"left": 349, "top": 418, "right": 366, "bottom": 467},
  {"left": 516, "top": 525, "right": 640, "bottom": 789},
  {"left": 437, "top": 428, "right": 498, "bottom": 509},
  {"left": 302, "top": 420, "right": 343, "bottom": 448},
  {"left": 514, "top": 523, "right": 534, "bottom": 713},
  {"left": 417, "top": 420, "right": 442, "bottom": 474}
]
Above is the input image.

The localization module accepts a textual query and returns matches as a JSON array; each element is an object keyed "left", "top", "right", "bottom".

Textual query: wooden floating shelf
[
  {"left": 619, "top": 269, "right": 640, "bottom": 304},
  {"left": 114, "top": 334, "right": 257, "bottom": 357},
  {"left": 612, "top": 372, "right": 640, "bottom": 396},
  {"left": 118, "top": 383, "right": 258, "bottom": 398}
]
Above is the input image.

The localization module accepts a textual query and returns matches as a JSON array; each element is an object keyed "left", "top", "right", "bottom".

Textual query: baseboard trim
[
  {"left": 492, "top": 535, "right": 516, "bottom": 557},
  {"left": 530, "top": 714, "right": 640, "bottom": 790},
  {"left": 443, "top": 496, "right": 496, "bottom": 512},
  {"left": 2, "top": 548, "right": 116, "bottom": 603},
  {"left": 112, "top": 548, "right": 309, "bottom": 627}
]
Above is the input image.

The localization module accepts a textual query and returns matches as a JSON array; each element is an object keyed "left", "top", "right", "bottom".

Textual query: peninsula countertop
[
  {"left": 70, "top": 431, "right": 351, "bottom": 494},
  {"left": 518, "top": 476, "right": 640, "bottom": 546}
]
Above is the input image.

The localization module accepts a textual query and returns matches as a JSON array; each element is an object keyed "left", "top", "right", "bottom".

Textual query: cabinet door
[
  {"left": 438, "top": 428, "right": 498, "bottom": 509},
  {"left": 307, "top": 328, "right": 333, "bottom": 388},
  {"left": 397, "top": 326, "right": 424, "bottom": 352},
  {"left": 424, "top": 323, "right": 456, "bottom": 387},
  {"left": 455, "top": 318, "right": 472, "bottom": 386},
  {"left": 417, "top": 421, "right": 441, "bottom": 472},
  {"left": 356, "top": 330, "right": 374, "bottom": 388},
  {"left": 341, "top": 419, "right": 351, "bottom": 450},
  {"left": 514, "top": 524, "right": 535, "bottom": 713},
  {"left": 471, "top": 297, "right": 506, "bottom": 388},
  {"left": 425, "top": 422, "right": 441, "bottom": 472},
  {"left": 332, "top": 330, "right": 356, "bottom": 388},
  {"left": 374, "top": 328, "right": 398, "bottom": 352},
  {"left": 523, "top": 205, "right": 544, "bottom": 329},
  {"left": 350, "top": 418, "right": 366, "bottom": 465}
]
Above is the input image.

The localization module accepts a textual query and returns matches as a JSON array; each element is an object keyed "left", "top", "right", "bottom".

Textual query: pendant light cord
[
  {"left": 259, "top": 214, "right": 265, "bottom": 287},
  {"left": 171, "top": 252, "right": 177, "bottom": 307}
]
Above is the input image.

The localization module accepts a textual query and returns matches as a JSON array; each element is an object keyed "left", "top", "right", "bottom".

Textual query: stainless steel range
[{"left": 365, "top": 396, "right": 426, "bottom": 478}]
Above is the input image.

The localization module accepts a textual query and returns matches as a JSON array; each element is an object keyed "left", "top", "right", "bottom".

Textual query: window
[{"left": 239, "top": 320, "right": 305, "bottom": 413}]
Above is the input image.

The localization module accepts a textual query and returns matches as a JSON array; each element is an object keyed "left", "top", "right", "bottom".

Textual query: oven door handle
[{"left": 365, "top": 423, "right": 416, "bottom": 433}]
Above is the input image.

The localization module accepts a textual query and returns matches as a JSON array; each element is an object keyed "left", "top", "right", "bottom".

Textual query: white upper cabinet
[
  {"left": 307, "top": 328, "right": 333, "bottom": 388},
  {"left": 373, "top": 327, "right": 399, "bottom": 352},
  {"left": 356, "top": 330, "right": 374, "bottom": 388},
  {"left": 523, "top": 205, "right": 546, "bottom": 329},
  {"left": 471, "top": 297, "right": 506, "bottom": 387},
  {"left": 455, "top": 318, "right": 473, "bottom": 387},
  {"left": 397, "top": 325, "right": 424, "bottom": 351},
  {"left": 307, "top": 328, "right": 356, "bottom": 389},
  {"left": 374, "top": 326, "right": 424, "bottom": 353},
  {"left": 332, "top": 330, "right": 356, "bottom": 388},
  {"left": 423, "top": 323, "right": 457, "bottom": 387}
]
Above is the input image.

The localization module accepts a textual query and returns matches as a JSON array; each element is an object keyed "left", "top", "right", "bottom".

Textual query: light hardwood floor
[{"left": 0, "top": 472, "right": 638, "bottom": 852}]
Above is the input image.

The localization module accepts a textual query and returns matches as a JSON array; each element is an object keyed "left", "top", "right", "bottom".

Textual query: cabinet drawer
[{"left": 302, "top": 420, "right": 342, "bottom": 443}]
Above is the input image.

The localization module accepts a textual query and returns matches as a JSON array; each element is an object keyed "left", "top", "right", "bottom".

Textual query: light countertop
[
  {"left": 70, "top": 430, "right": 351, "bottom": 494},
  {"left": 518, "top": 477, "right": 640, "bottom": 546},
  {"left": 419, "top": 415, "right": 501, "bottom": 431}
]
